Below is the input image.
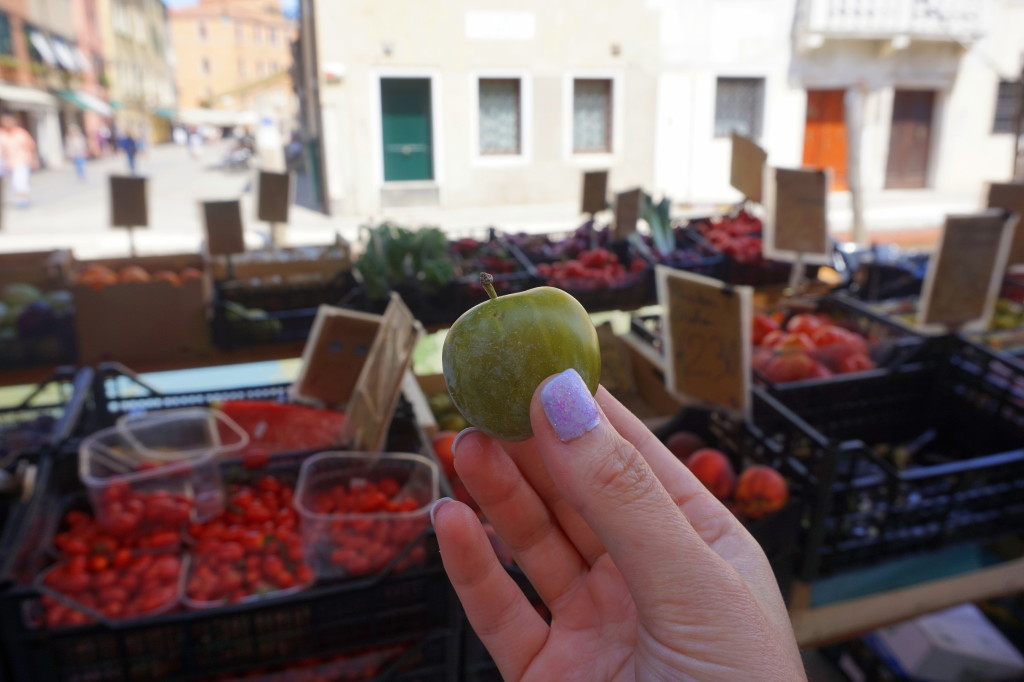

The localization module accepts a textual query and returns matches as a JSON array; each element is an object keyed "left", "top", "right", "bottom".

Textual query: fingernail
[
  {"left": 540, "top": 368, "right": 600, "bottom": 442},
  {"left": 451, "top": 427, "right": 479, "bottom": 454},
  {"left": 429, "top": 497, "right": 452, "bottom": 528}
]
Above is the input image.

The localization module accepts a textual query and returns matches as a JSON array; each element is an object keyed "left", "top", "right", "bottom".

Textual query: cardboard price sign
[
  {"left": 337, "top": 293, "right": 423, "bottom": 452},
  {"left": 987, "top": 182, "right": 1024, "bottom": 265},
  {"left": 613, "top": 188, "right": 642, "bottom": 240},
  {"left": 256, "top": 170, "right": 292, "bottom": 224},
  {"left": 109, "top": 176, "right": 148, "bottom": 228},
  {"left": 918, "top": 209, "right": 1016, "bottom": 330},
  {"left": 730, "top": 133, "right": 767, "bottom": 204},
  {"left": 656, "top": 265, "right": 752, "bottom": 417},
  {"left": 581, "top": 170, "right": 609, "bottom": 214},
  {"left": 203, "top": 200, "right": 245, "bottom": 256},
  {"left": 771, "top": 168, "right": 828, "bottom": 256}
]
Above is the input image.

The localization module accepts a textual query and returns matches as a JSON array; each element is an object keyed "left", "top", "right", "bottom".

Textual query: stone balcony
[{"left": 797, "top": 0, "right": 988, "bottom": 49}]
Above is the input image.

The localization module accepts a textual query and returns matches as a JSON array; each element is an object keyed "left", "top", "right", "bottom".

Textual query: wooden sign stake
[{"left": 126, "top": 226, "right": 137, "bottom": 258}]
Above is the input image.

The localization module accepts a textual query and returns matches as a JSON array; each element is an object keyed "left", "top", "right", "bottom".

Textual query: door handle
[{"left": 385, "top": 144, "right": 427, "bottom": 154}]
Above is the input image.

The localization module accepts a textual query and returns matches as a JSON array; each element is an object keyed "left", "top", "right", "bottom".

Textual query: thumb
[{"left": 529, "top": 369, "right": 724, "bottom": 617}]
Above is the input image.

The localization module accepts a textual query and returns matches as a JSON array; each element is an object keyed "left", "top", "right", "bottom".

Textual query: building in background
[
  {"left": 0, "top": 0, "right": 62, "bottom": 168},
  {"left": 305, "top": 0, "right": 1024, "bottom": 228},
  {"left": 168, "top": 0, "right": 296, "bottom": 133},
  {"left": 70, "top": 0, "right": 112, "bottom": 158},
  {"left": 309, "top": 0, "right": 660, "bottom": 216},
  {"left": 96, "top": 0, "right": 175, "bottom": 145}
]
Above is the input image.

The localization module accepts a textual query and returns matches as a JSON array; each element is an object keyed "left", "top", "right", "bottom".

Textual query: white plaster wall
[{"left": 315, "top": 0, "right": 662, "bottom": 215}]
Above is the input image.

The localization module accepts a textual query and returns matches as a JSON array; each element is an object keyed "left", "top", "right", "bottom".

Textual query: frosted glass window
[
  {"left": 714, "top": 77, "right": 765, "bottom": 139},
  {"left": 573, "top": 79, "right": 612, "bottom": 153},
  {"left": 479, "top": 78, "right": 521, "bottom": 155}
]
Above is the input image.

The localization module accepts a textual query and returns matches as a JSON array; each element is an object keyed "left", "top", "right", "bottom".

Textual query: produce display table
[{"left": 625, "top": 329, "right": 1024, "bottom": 648}]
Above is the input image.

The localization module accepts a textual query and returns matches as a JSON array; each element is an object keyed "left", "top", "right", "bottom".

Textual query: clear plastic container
[
  {"left": 80, "top": 408, "right": 248, "bottom": 527},
  {"left": 294, "top": 452, "right": 439, "bottom": 580}
]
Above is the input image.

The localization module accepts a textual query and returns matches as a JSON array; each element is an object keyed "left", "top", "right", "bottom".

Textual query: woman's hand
[{"left": 432, "top": 369, "right": 805, "bottom": 681}]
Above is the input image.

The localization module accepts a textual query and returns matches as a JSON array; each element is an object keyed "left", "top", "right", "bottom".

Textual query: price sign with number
[
  {"left": 656, "top": 266, "right": 752, "bottom": 417},
  {"left": 918, "top": 209, "right": 1016, "bottom": 331},
  {"left": 581, "top": 170, "right": 609, "bottom": 215}
]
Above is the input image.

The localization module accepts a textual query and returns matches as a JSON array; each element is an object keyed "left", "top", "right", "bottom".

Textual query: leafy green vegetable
[
  {"left": 642, "top": 192, "right": 674, "bottom": 256},
  {"left": 354, "top": 223, "right": 456, "bottom": 299}
]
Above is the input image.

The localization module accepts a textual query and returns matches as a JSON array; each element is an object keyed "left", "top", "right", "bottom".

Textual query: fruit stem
[{"left": 480, "top": 272, "right": 498, "bottom": 300}]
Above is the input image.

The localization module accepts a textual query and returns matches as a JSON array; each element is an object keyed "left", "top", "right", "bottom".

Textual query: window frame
[
  {"left": 0, "top": 12, "right": 13, "bottom": 57},
  {"left": 201, "top": 57, "right": 210, "bottom": 75},
  {"left": 197, "top": 20, "right": 206, "bottom": 40},
  {"left": 563, "top": 71, "right": 623, "bottom": 166},
  {"left": 993, "top": 79, "right": 1022, "bottom": 135},
  {"left": 713, "top": 76, "right": 766, "bottom": 141},
  {"left": 470, "top": 70, "right": 532, "bottom": 167}
]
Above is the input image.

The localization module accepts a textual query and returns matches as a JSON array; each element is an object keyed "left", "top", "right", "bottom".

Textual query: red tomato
[
  {"left": 761, "top": 352, "right": 818, "bottom": 383},
  {"left": 774, "top": 332, "right": 816, "bottom": 352},
  {"left": 785, "top": 313, "right": 824, "bottom": 336},
  {"left": 837, "top": 353, "right": 875, "bottom": 374},
  {"left": 87, "top": 555, "right": 109, "bottom": 572},
  {"left": 760, "top": 330, "right": 786, "bottom": 348},
  {"left": 752, "top": 313, "right": 781, "bottom": 346},
  {"left": 811, "top": 325, "right": 868, "bottom": 353}
]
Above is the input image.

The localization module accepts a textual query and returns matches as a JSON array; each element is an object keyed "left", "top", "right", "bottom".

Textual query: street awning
[
  {"left": 153, "top": 106, "right": 176, "bottom": 119},
  {"left": 57, "top": 90, "right": 113, "bottom": 117},
  {"left": 52, "top": 40, "right": 80, "bottom": 72},
  {"left": 29, "top": 31, "right": 57, "bottom": 67},
  {"left": 0, "top": 83, "right": 58, "bottom": 109}
]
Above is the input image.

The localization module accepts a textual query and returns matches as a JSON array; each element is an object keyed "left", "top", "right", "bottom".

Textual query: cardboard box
[
  {"left": 72, "top": 254, "right": 213, "bottom": 365},
  {"left": 0, "top": 250, "right": 72, "bottom": 290},
  {"left": 869, "top": 604, "right": 1024, "bottom": 682}
]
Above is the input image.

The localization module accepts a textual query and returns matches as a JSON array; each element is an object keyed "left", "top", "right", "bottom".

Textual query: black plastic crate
[
  {"left": 745, "top": 340, "right": 1024, "bottom": 580},
  {"left": 0, "top": 316, "right": 77, "bottom": 371},
  {"left": 0, "top": 367, "right": 93, "bottom": 464},
  {"left": 216, "top": 271, "right": 359, "bottom": 313},
  {"left": 0, "top": 434, "right": 455, "bottom": 682}
]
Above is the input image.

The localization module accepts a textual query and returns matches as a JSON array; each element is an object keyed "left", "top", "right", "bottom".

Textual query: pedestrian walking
[
  {"left": 0, "top": 114, "right": 38, "bottom": 208},
  {"left": 65, "top": 124, "right": 88, "bottom": 181},
  {"left": 120, "top": 131, "right": 138, "bottom": 175}
]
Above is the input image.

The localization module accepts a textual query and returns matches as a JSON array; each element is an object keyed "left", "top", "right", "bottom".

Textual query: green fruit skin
[{"left": 442, "top": 286, "right": 601, "bottom": 441}]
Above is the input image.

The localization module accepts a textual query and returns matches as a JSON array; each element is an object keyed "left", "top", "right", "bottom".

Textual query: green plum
[{"left": 442, "top": 273, "right": 601, "bottom": 441}]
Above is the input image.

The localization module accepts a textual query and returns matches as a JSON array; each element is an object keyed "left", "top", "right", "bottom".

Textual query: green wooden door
[{"left": 381, "top": 78, "right": 433, "bottom": 182}]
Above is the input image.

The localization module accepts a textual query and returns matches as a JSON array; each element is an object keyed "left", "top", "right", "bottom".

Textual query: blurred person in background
[
  {"left": 0, "top": 114, "right": 38, "bottom": 208},
  {"left": 65, "top": 124, "right": 88, "bottom": 181},
  {"left": 119, "top": 130, "right": 138, "bottom": 175}
]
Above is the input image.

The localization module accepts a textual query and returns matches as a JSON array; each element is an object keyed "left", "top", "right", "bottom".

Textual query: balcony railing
[{"left": 798, "top": 0, "right": 987, "bottom": 43}]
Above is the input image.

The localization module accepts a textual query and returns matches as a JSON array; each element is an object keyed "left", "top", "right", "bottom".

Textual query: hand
[{"left": 432, "top": 369, "right": 805, "bottom": 681}]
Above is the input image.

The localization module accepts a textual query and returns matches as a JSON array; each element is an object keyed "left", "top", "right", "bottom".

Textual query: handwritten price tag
[
  {"left": 203, "top": 200, "right": 245, "bottom": 256},
  {"left": 918, "top": 209, "right": 1017, "bottom": 330},
  {"left": 730, "top": 133, "right": 767, "bottom": 204},
  {"left": 987, "top": 182, "right": 1024, "bottom": 265},
  {"left": 656, "top": 266, "right": 752, "bottom": 417},
  {"left": 770, "top": 168, "right": 828, "bottom": 257},
  {"left": 613, "top": 188, "right": 642, "bottom": 240}
]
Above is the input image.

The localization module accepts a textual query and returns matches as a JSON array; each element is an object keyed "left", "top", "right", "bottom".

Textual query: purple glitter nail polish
[{"left": 540, "top": 369, "right": 600, "bottom": 442}]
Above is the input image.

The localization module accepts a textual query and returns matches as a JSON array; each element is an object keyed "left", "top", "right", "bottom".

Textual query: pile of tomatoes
[
  {"left": 693, "top": 210, "right": 766, "bottom": 265},
  {"left": 43, "top": 509, "right": 184, "bottom": 627},
  {"left": 536, "top": 248, "right": 647, "bottom": 291},
  {"left": 753, "top": 311, "right": 877, "bottom": 384},
  {"left": 94, "top": 481, "right": 193, "bottom": 538},
  {"left": 185, "top": 475, "right": 314, "bottom": 605},
  {"left": 306, "top": 478, "right": 429, "bottom": 578}
]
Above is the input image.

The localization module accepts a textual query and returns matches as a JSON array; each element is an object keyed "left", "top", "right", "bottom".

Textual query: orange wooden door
[{"left": 803, "top": 89, "right": 848, "bottom": 191}]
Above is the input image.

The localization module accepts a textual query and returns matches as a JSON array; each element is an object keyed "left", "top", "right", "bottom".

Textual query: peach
[
  {"left": 118, "top": 265, "right": 150, "bottom": 283},
  {"left": 665, "top": 431, "right": 706, "bottom": 462},
  {"left": 685, "top": 448, "right": 736, "bottom": 500},
  {"left": 734, "top": 465, "right": 789, "bottom": 520}
]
